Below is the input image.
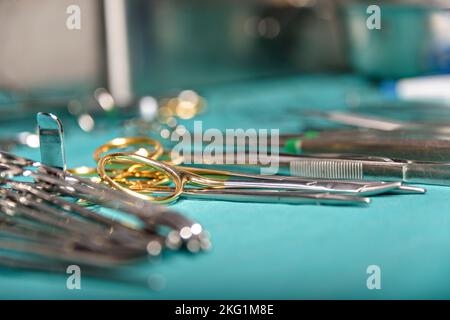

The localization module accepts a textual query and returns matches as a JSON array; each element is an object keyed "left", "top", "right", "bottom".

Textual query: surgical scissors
[
  {"left": 97, "top": 152, "right": 423, "bottom": 205},
  {"left": 131, "top": 187, "right": 371, "bottom": 206}
]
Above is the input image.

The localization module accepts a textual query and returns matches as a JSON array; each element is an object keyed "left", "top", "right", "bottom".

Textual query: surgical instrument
[
  {"left": 97, "top": 152, "right": 423, "bottom": 205},
  {"left": 37, "top": 112, "right": 66, "bottom": 170},
  {"left": 0, "top": 150, "right": 211, "bottom": 257},
  {"left": 283, "top": 132, "right": 450, "bottom": 162},
  {"left": 80, "top": 152, "right": 370, "bottom": 206},
  {"left": 175, "top": 165, "right": 424, "bottom": 195},
  {"left": 205, "top": 151, "right": 429, "bottom": 188},
  {"left": 305, "top": 110, "right": 450, "bottom": 134},
  {"left": 288, "top": 154, "right": 450, "bottom": 186},
  {"left": 128, "top": 187, "right": 371, "bottom": 206}
]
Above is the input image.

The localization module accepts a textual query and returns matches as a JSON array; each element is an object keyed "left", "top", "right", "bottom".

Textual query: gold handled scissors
[
  {"left": 97, "top": 152, "right": 421, "bottom": 204},
  {"left": 69, "top": 137, "right": 180, "bottom": 187}
]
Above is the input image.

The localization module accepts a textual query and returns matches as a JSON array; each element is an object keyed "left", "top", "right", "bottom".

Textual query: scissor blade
[{"left": 148, "top": 188, "right": 370, "bottom": 206}]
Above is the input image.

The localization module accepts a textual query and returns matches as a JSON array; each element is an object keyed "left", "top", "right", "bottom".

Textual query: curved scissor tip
[
  {"left": 389, "top": 184, "right": 427, "bottom": 194},
  {"left": 359, "top": 197, "right": 372, "bottom": 205},
  {"left": 327, "top": 195, "right": 371, "bottom": 206},
  {"left": 358, "top": 181, "right": 402, "bottom": 196}
]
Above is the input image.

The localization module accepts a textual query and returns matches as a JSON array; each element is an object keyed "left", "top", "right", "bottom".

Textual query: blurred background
[
  {"left": 2, "top": 0, "right": 450, "bottom": 300},
  {"left": 1, "top": 0, "right": 450, "bottom": 147}
]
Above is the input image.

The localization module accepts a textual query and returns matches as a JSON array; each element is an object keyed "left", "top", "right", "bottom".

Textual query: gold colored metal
[
  {"left": 93, "top": 137, "right": 163, "bottom": 162},
  {"left": 97, "top": 153, "right": 228, "bottom": 204}
]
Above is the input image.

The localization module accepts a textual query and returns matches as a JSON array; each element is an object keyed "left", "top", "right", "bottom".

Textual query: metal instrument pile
[
  {"left": 0, "top": 150, "right": 210, "bottom": 275},
  {"left": 4, "top": 103, "right": 450, "bottom": 279}
]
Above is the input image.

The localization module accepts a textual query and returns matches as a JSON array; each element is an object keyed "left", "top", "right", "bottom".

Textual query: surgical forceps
[
  {"left": 282, "top": 129, "right": 450, "bottom": 162},
  {"left": 305, "top": 110, "right": 450, "bottom": 134},
  {"left": 286, "top": 154, "right": 450, "bottom": 186},
  {"left": 97, "top": 153, "right": 424, "bottom": 205},
  {"left": 205, "top": 152, "right": 439, "bottom": 187},
  {"left": 173, "top": 165, "right": 424, "bottom": 194}
]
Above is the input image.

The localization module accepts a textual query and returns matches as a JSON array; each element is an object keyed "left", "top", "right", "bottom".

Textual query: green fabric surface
[{"left": 0, "top": 75, "right": 448, "bottom": 299}]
